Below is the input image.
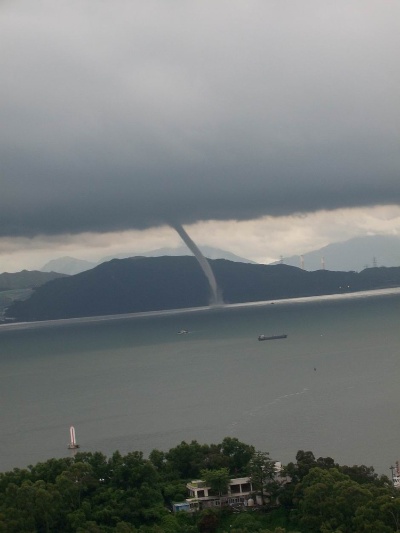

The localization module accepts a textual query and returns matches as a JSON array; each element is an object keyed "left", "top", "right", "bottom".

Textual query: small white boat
[
  {"left": 177, "top": 330, "right": 189, "bottom": 335},
  {"left": 67, "top": 425, "right": 80, "bottom": 449}
]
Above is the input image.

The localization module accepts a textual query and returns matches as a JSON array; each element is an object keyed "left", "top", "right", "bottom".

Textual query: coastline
[{"left": 1, "top": 286, "right": 400, "bottom": 332}]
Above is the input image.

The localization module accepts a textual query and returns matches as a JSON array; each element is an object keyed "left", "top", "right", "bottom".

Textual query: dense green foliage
[{"left": 0, "top": 440, "right": 398, "bottom": 532}]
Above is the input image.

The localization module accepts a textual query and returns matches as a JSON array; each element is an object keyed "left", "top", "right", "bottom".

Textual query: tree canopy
[{"left": 0, "top": 440, "right": 396, "bottom": 532}]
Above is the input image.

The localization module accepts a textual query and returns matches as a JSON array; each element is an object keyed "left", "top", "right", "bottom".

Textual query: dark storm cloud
[{"left": 1, "top": 0, "right": 399, "bottom": 238}]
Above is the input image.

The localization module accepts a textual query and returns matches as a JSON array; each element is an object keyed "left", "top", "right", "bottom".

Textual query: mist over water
[{"left": 0, "top": 291, "right": 399, "bottom": 475}]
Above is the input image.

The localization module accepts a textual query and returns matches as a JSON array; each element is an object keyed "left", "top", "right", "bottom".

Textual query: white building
[
  {"left": 392, "top": 461, "right": 400, "bottom": 489},
  {"left": 185, "top": 477, "right": 254, "bottom": 510},
  {"left": 173, "top": 462, "right": 289, "bottom": 512}
]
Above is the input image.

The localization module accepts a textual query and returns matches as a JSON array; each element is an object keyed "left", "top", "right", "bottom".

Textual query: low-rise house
[
  {"left": 173, "top": 462, "right": 290, "bottom": 512},
  {"left": 185, "top": 477, "right": 254, "bottom": 510}
]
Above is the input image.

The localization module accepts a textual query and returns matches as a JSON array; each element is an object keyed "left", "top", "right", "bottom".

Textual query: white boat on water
[{"left": 67, "top": 426, "right": 80, "bottom": 449}]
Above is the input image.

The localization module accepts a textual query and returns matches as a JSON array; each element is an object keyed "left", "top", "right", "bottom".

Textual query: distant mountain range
[
  {"left": 101, "top": 244, "right": 256, "bottom": 264},
  {"left": 41, "top": 257, "right": 96, "bottom": 276},
  {"left": 40, "top": 245, "right": 255, "bottom": 275},
  {"left": 39, "top": 235, "right": 400, "bottom": 276},
  {"left": 6, "top": 256, "right": 400, "bottom": 322},
  {"left": 277, "top": 235, "right": 400, "bottom": 272}
]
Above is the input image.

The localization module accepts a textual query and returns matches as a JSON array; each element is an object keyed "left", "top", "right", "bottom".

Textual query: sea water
[{"left": 0, "top": 289, "right": 399, "bottom": 475}]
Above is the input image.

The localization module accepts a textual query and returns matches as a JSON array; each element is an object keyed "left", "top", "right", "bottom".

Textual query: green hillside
[{"left": 5, "top": 257, "right": 400, "bottom": 322}]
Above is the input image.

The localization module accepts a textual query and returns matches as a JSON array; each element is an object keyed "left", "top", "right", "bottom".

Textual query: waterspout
[{"left": 171, "top": 223, "right": 223, "bottom": 306}]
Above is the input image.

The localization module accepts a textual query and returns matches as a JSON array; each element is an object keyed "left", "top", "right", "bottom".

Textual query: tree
[
  {"left": 56, "top": 462, "right": 96, "bottom": 510},
  {"left": 198, "top": 509, "right": 219, "bottom": 533},
  {"left": 229, "top": 511, "right": 264, "bottom": 531},
  {"left": 28, "top": 457, "right": 74, "bottom": 484},
  {"left": 295, "top": 467, "right": 373, "bottom": 532},
  {"left": 339, "top": 464, "right": 385, "bottom": 486},
  {"left": 164, "top": 441, "right": 209, "bottom": 479},
  {"left": 286, "top": 450, "right": 317, "bottom": 483},
  {"left": 161, "top": 480, "right": 187, "bottom": 504},
  {"left": 249, "top": 451, "right": 275, "bottom": 504},
  {"left": 220, "top": 437, "right": 255, "bottom": 475},
  {"left": 201, "top": 443, "right": 230, "bottom": 471},
  {"left": 200, "top": 468, "right": 230, "bottom": 496},
  {"left": 74, "top": 452, "right": 110, "bottom": 483},
  {"left": 353, "top": 488, "right": 400, "bottom": 532},
  {"left": 149, "top": 449, "right": 167, "bottom": 473},
  {"left": 109, "top": 451, "right": 159, "bottom": 490},
  {"left": 316, "top": 456, "right": 337, "bottom": 470},
  {"left": 0, "top": 479, "right": 62, "bottom": 533}
]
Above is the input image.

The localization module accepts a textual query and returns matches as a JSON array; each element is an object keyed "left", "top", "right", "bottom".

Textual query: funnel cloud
[{"left": 171, "top": 223, "right": 222, "bottom": 306}]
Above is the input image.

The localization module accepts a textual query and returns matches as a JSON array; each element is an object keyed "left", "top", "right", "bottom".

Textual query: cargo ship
[{"left": 258, "top": 334, "right": 287, "bottom": 341}]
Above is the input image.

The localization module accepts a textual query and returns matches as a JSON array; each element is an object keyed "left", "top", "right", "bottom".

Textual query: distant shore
[{"left": 1, "top": 286, "right": 399, "bottom": 332}]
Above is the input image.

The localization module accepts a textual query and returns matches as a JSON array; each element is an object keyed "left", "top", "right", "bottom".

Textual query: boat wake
[{"left": 228, "top": 388, "right": 310, "bottom": 429}]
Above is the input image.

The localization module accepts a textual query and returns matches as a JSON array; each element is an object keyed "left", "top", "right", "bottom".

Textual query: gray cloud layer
[{"left": 1, "top": 1, "right": 399, "bottom": 238}]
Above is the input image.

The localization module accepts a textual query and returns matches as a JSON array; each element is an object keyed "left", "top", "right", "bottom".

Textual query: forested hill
[
  {"left": 0, "top": 270, "right": 66, "bottom": 290},
  {"left": 5, "top": 256, "right": 400, "bottom": 322},
  {"left": 0, "top": 271, "right": 68, "bottom": 321},
  {"left": 0, "top": 438, "right": 396, "bottom": 532}
]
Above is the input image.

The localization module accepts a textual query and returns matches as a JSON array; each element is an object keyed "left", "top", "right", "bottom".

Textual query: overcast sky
[{"left": 1, "top": 1, "right": 399, "bottom": 272}]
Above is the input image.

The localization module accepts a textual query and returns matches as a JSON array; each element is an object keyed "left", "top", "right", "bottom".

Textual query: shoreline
[{"left": 1, "top": 286, "right": 400, "bottom": 332}]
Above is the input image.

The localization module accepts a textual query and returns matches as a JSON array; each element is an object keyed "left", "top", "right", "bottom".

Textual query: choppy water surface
[{"left": 0, "top": 290, "right": 399, "bottom": 475}]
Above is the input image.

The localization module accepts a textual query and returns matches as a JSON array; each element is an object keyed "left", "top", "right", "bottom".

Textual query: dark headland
[{"left": 4, "top": 256, "right": 400, "bottom": 322}]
